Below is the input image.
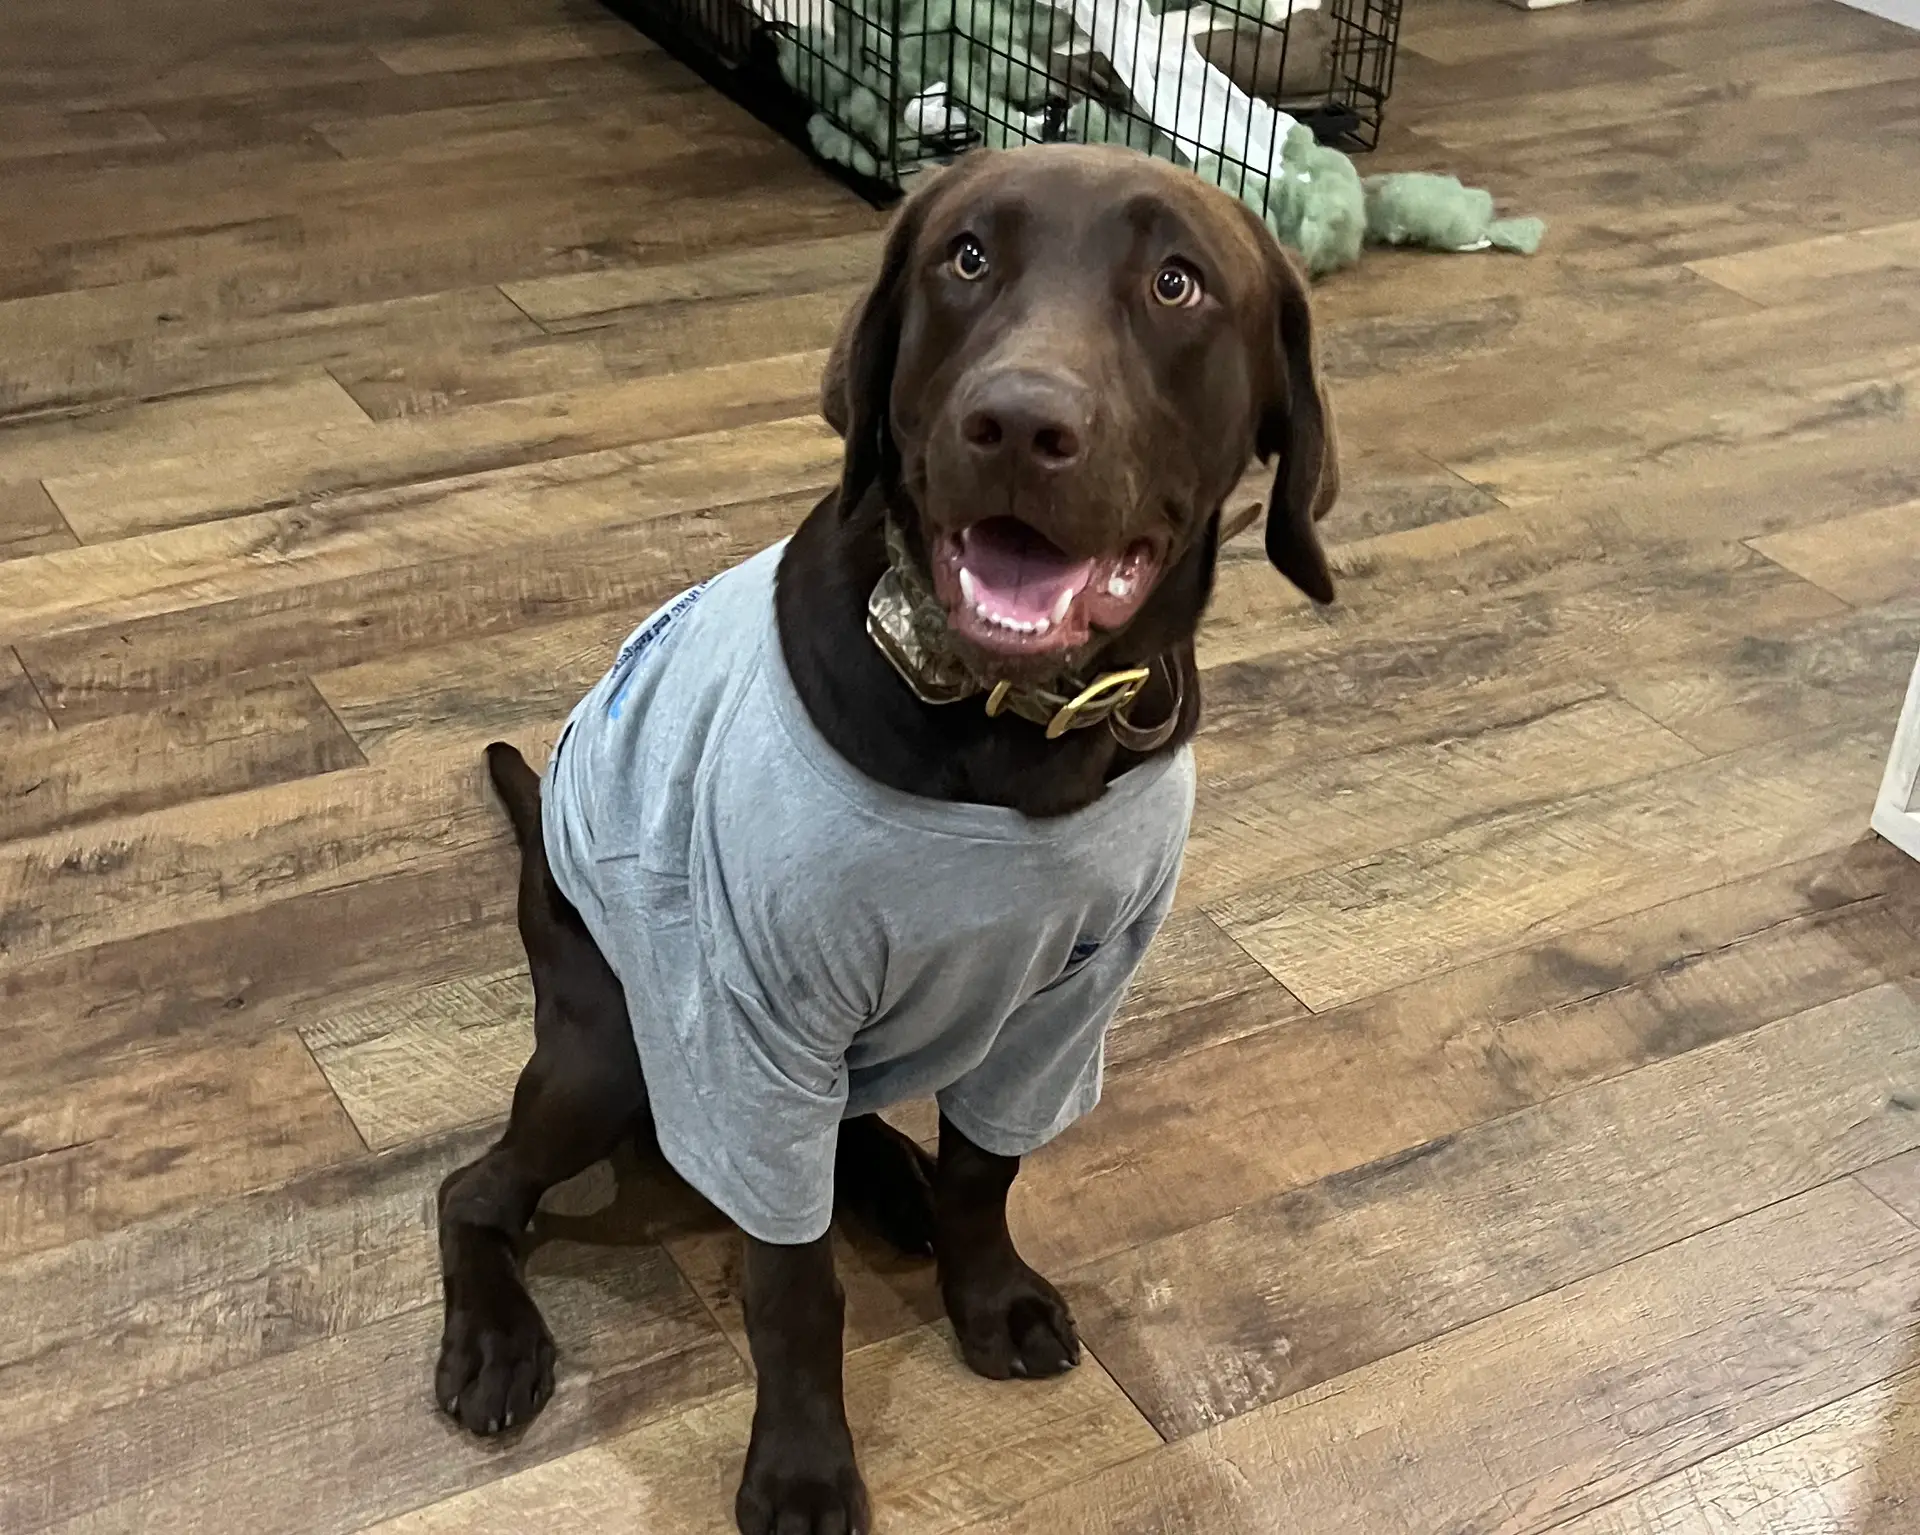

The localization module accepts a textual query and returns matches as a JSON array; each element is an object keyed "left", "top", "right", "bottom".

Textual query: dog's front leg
[
  {"left": 933, "top": 1115, "right": 1081, "bottom": 1380},
  {"left": 736, "top": 1232, "right": 870, "bottom": 1535}
]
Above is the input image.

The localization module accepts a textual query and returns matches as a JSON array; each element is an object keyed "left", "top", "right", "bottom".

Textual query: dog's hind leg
[
  {"left": 835, "top": 1114, "right": 937, "bottom": 1257},
  {"left": 434, "top": 744, "right": 650, "bottom": 1435}
]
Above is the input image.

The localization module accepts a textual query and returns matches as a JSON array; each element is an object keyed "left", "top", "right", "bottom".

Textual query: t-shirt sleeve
[
  {"left": 936, "top": 853, "right": 1183, "bottom": 1157},
  {"left": 696, "top": 971, "right": 857, "bottom": 1245}
]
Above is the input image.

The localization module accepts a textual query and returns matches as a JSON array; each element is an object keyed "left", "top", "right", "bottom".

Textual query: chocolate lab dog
[{"left": 435, "top": 143, "right": 1337, "bottom": 1534}]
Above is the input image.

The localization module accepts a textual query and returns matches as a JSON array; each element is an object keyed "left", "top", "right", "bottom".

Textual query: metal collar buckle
[{"left": 985, "top": 666, "right": 1152, "bottom": 740}]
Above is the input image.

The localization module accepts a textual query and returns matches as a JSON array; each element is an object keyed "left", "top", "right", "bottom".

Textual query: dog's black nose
[{"left": 960, "top": 373, "right": 1090, "bottom": 471}]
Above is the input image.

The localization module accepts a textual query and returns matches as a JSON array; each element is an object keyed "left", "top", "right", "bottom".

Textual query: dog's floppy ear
[
  {"left": 826, "top": 160, "right": 975, "bottom": 511},
  {"left": 818, "top": 301, "right": 853, "bottom": 438},
  {"left": 1250, "top": 234, "right": 1341, "bottom": 603}
]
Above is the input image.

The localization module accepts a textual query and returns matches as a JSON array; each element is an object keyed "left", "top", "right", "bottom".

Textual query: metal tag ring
[{"left": 1045, "top": 666, "right": 1151, "bottom": 740}]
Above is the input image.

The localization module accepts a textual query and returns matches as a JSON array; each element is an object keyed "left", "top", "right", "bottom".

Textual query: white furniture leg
[{"left": 1873, "top": 644, "right": 1920, "bottom": 863}]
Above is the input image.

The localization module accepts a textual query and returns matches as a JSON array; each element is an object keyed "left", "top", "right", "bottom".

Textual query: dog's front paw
[
  {"left": 435, "top": 1280, "right": 556, "bottom": 1435},
  {"left": 947, "top": 1262, "right": 1081, "bottom": 1380},
  {"left": 735, "top": 1432, "right": 870, "bottom": 1535}
]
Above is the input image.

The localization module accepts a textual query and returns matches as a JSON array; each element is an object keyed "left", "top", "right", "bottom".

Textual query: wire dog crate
[{"left": 607, "top": 0, "right": 1400, "bottom": 217}]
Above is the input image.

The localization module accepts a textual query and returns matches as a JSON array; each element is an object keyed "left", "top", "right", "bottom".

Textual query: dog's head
[{"left": 824, "top": 144, "right": 1339, "bottom": 684}]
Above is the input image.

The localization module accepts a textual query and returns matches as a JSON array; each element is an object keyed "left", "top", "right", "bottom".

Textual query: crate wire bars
[{"left": 605, "top": 0, "right": 1400, "bottom": 222}]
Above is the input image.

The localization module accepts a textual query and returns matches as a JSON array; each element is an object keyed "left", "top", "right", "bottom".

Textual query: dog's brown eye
[
  {"left": 950, "top": 236, "right": 989, "bottom": 281},
  {"left": 1152, "top": 263, "right": 1203, "bottom": 308}
]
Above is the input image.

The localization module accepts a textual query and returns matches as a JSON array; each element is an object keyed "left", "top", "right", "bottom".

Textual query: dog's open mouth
[{"left": 929, "top": 517, "right": 1162, "bottom": 660}]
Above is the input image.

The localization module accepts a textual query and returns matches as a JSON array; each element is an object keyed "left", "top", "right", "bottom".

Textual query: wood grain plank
[
  {"left": 1315, "top": 203, "right": 1906, "bottom": 416},
  {"left": 1, "top": 414, "right": 839, "bottom": 641},
  {"left": 0, "top": 285, "right": 544, "bottom": 418},
  {"left": 1403, "top": 124, "right": 1920, "bottom": 289},
  {"left": 1359, "top": 406, "right": 1920, "bottom": 578},
  {"left": 311, "top": 610, "right": 653, "bottom": 760},
  {"left": 1198, "top": 552, "right": 1844, "bottom": 757},
  {"left": 1197, "top": 464, "right": 1857, "bottom": 683},
  {"left": 1691, "top": 219, "right": 1920, "bottom": 307},
  {"left": 1861, "top": 1151, "right": 1920, "bottom": 1232},
  {"left": 336, "top": 285, "right": 863, "bottom": 420},
  {"left": 1318, "top": 265, "right": 1759, "bottom": 392},
  {"left": 0, "top": 857, "right": 521, "bottom": 1098},
  {"left": 501, "top": 231, "right": 883, "bottom": 329},
  {"left": 0, "top": 106, "right": 162, "bottom": 161},
  {"left": 1303, "top": 229, "right": 1746, "bottom": 333},
  {"left": 1213, "top": 721, "right": 1890, "bottom": 1010},
  {"left": 1647, "top": 0, "right": 1920, "bottom": 68},
  {"left": 1012, "top": 840, "right": 1920, "bottom": 1278},
  {"left": 1751, "top": 501, "right": 1920, "bottom": 608},
  {"left": 1104, "top": 907, "right": 1303, "bottom": 1073},
  {"left": 1613, "top": 595, "right": 1920, "bottom": 754},
  {"left": 1180, "top": 693, "right": 1700, "bottom": 908},
  {"left": 309, "top": 560, "right": 794, "bottom": 760},
  {"left": 373, "top": 23, "right": 655, "bottom": 76},
  {"left": 15, "top": 36, "right": 395, "bottom": 113},
  {"left": 1396, "top": 36, "right": 1686, "bottom": 114},
  {"left": 0, "top": 647, "right": 51, "bottom": 738},
  {"left": 0, "top": 1245, "right": 743, "bottom": 1535},
  {"left": 0, "top": 731, "right": 538, "bottom": 974},
  {"left": 1408, "top": 40, "right": 1920, "bottom": 152},
  {"left": 0, "top": 1126, "right": 493, "bottom": 1430},
  {"left": 0, "top": 95, "right": 711, "bottom": 257},
  {"left": 302, "top": 969, "right": 533, "bottom": 1151},
  {"left": 21, "top": 487, "right": 818, "bottom": 725},
  {"left": 1407, "top": 285, "right": 1920, "bottom": 510},
  {"left": 0, "top": 374, "right": 367, "bottom": 481},
  {"left": 1551, "top": 1367, "right": 1920, "bottom": 1535},
  {"left": 7, "top": 157, "right": 866, "bottom": 323},
  {"left": 0, "top": 677, "right": 364, "bottom": 843},
  {"left": 0, "top": 119, "right": 846, "bottom": 320},
  {"left": 36, "top": 350, "right": 826, "bottom": 541},
  {"left": 0, "top": 480, "right": 74, "bottom": 559},
  {"left": 310, "top": 91, "right": 710, "bottom": 162},
  {"left": 362, "top": 1322, "right": 1158, "bottom": 1535},
  {"left": 0, "top": 1029, "right": 365, "bottom": 1259},
  {"left": 1070, "top": 981, "right": 1920, "bottom": 1436},
  {"left": 1398, "top": 0, "right": 1810, "bottom": 68},
  {"left": 1446, "top": 359, "right": 1920, "bottom": 521},
  {"left": 961, "top": 1179, "right": 1920, "bottom": 1535},
  {"left": 1288, "top": 441, "right": 1503, "bottom": 543},
  {"left": 129, "top": 49, "right": 707, "bottom": 154}
]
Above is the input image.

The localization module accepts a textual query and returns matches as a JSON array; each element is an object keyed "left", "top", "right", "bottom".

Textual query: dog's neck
[
  {"left": 865, "top": 516, "right": 1182, "bottom": 752},
  {"left": 774, "top": 486, "right": 1205, "bottom": 819}
]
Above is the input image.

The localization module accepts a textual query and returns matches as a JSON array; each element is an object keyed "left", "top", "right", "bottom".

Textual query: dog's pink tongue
[{"left": 961, "top": 520, "right": 1096, "bottom": 624}]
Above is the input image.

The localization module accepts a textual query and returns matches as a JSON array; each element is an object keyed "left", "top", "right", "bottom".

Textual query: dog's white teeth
[
  {"left": 1050, "top": 588, "right": 1074, "bottom": 624},
  {"left": 984, "top": 611, "right": 1047, "bottom": 636},
  {"left": 959, "top": 568, "right": 980, "bottom": 607},
  {"left": 1107, "top": 574, "right": 1134, "bottom": 599}
]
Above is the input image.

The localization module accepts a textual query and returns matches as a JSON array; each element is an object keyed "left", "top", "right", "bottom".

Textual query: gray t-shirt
[{"left": 542, "top": 541, "right": 1194, "bottom": 1244}]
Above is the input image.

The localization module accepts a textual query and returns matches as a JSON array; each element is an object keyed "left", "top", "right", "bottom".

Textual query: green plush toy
[
  {"left": 1202, "top": 124, "right": 1544, "bottom": 277},
  {"left": 1202, "top": 123, "right": 1368, "bottom": 278},
  {"left": 1363, "top": 172, "right": 1546, "bottom": 257},
  {"left": 775, "top": 0, "right": 1545, "bottom": 278}
]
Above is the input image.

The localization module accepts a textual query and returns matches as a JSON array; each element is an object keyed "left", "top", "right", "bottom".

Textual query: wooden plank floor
[{"left": 3, "top": 0, "right": 1919, "bottom": 1529}]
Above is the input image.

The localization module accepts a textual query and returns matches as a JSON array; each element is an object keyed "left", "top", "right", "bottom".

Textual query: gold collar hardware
[{"left": 867, "top": 519, "right": 1183, "bottom": 752}]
